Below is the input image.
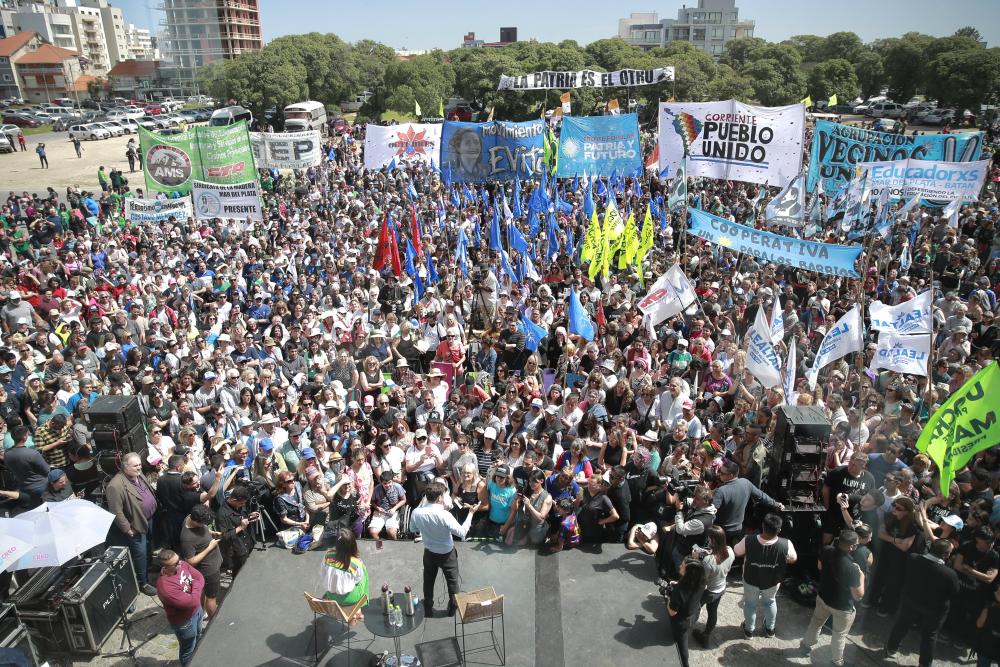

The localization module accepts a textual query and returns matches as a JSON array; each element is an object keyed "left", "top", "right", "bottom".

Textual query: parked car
[
  {"left": 2, "top": 114, "right": 40, "bottom": 128},
  {"left": 922, "top": 109, "right": 956, "bottom": 126},
  {"left": 100, "top": 121, "right": 129, "bottom": 136},
  {"left": 138, "top": 115, "right": 169, "bottom": 129},
  {"left": 332, "top": 118, "right": 351, "bottom": 135},
  {"left": 158, "top": 127, "right": 184, "bottom": 136},
  {"left": 68, "top": 123, "right": 110, "bottom": 141},
  {"left": 0, "top": 124, "right": 24, "bottom": 140},
  {"left": 873, "top": 118, "right": 904, "bottom": 133},
  {"left": 115, "top": 118, "right": 141, "bottom": 133},
  {"left": 144, "top": 103, "right": 163, "bottom": 115},
  {"left": 868, "top": 102, "right": 906, "bottom": 118},
  {"left": 0, "top": 133, "right": 13, "bottom": 153}
]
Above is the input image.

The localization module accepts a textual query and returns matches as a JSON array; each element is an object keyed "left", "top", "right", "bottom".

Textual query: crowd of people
[{"left": 0, "top": 108, "right": 999, "bottom": 667}]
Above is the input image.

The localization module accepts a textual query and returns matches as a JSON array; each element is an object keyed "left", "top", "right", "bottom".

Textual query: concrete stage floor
[{"left": 191, "top": 540, "right": 968, "bottom": 667}]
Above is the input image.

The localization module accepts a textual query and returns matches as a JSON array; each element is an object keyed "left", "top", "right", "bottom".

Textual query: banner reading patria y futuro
[
  {"left": 364, "top": 123, "right": 443, "bottom": 170},
  {"left": 556, "top": 113, "right": 642, "bottom": 178},
  {"left": 497, "top": 68, "right": 674, "bottom": 90},
  {"left": 658, "top": 100, "right": 804, "bottom": 186}
]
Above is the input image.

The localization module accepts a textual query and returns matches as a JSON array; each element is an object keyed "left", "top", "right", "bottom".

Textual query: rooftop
[
  {"left": 0, "top": 32, "right": 38, "bottom": 58},
  {"left": 15, "top": 43, "right": 79, "bottom": 64}
]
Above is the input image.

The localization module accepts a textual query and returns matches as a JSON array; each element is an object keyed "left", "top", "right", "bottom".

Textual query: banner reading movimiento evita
[
  {"left": 441, "top": 120, "right": 545, "bottom": 182},
  {"left": 139, "top": 122, "right": 255, "bottom": 195},
  {"left": 806, "top": 120, "right": 984, "bottom": 195},
  {"left": 657, "top": 100, "right": 804, "bottom": 186},
  {"left": 687, "top": 208, "right": 862, "bottom": 278},
  {"left": 497, "top": 68, "right": 673, "bottom": 90},
  {"left": 555, "top": 113, "right": 642, "bottom": 178}
]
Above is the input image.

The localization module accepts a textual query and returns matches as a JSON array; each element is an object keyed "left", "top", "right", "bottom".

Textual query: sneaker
[
  {"left": 414, "top": 535, "right": 422, "bottom": 543},
  {"left": 141, "top": 583, "right": 158, "bottom": 596},
  {"left": 692, "top": 629, "right": 710, "bottom": 648},
  {"left": 764, "top": 627, "right": 775, "bottom": 639},
  {"left": 798, "top": 643, "right": 811, "bottom": 658},
  {"left": 742, "top": 624, "right": 753, "bottom": 639}
]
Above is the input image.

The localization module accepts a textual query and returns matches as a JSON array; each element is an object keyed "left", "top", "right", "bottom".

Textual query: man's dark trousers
[
  {"left": 886, "top": 602, "right": 947, "bottom": 667},
  {"left": 423, "top": 548, "right": 460, "bottom": 613}
]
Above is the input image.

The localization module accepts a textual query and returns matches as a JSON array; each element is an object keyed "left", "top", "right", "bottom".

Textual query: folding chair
[
  {"left": 302, "top": 592, "right": 370, "bottom": 665},
  {"left": 453, "top": 587, "right": 505, "bottom": 665}
]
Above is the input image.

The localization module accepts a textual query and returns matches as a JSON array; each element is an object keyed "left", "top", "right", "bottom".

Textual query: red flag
[
  {"left": 410, "top": 206, "right": 423, "bottom": 257},
  {"left": 388, "top": 223, "right": 403, "bottom": 277},
  {"left": 644, "top": 144, "right": 659, "bottom": 169},
  {"left": 373, "top": 211, "right": 391, "bottom": 271},
  {"left": 596, "top": 299, "right": 607, "bottom": 328}
]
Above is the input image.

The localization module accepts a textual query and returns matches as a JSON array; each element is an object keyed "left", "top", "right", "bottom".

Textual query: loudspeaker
[
  {"left": 769, "top": 405, "right": 831, "bottom": 511},
  {"left": 87, "top": 396, "right": 143, "bottom": 433},
  {"left": 92, "top": 422, "right": 146, "bottom": 455},
  {"left": 772, "top": 405, "right": 832, "bottom": 456}
]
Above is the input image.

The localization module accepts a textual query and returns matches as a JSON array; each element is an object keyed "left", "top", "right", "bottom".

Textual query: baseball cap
[
  {"left": 300, "top": 447, "right": 316, "bottom": 459},
  {"left": 530, "top": 398, "right": 544, "bottom": 408},
  {"left": 494, "top": 464, "right": 510, "bottom": 478},
  {"left": 47, "top": 468, "right": 65, "bottom": 483},
  {"left": 415, "top": 428, "right": 428, "bottom": 439},
  {"left": 483, "top": 426, "right": 497, "bottom": 440},
  {"left": 288, "top": 424, "right": 304, "bottom": 437},
  {"left": 258, "top": 439, "right": 274, "bottom": 452}
]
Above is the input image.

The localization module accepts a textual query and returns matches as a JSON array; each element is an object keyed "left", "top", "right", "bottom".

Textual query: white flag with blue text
[{"left": 806, "top": 306, "right": 863, "bottom": 389}]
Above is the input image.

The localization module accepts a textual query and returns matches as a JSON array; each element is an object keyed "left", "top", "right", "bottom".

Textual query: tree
[
  {"left": 719, "top": 37, "right": 768, "bottom": 69},
  {"left": 86, "top": 77, "right": 107, "bottom": 101},
  {"left": 785, "top": 35, "right": 825, "bottom": 63},
  {"left": 954, "top": 26, "right": 983, "bottom": 42},
  {"left": 819, "top": 32, "right": 864, "bottom": 64},
  {"left": 707, "top": 64, "right": 755, "bottom": 101},
  {"left": 925, "top": 47, "right": 1000, "bottom": 113},
  {"left": 652, "top": 42, "right": 716, "bottom": 102},
  {"left": 807, "top": 58, "right": 859, "bottom": 103},
  {"left": 853, "top": 49, "right": 884, "bottom": 100},
  {"left": 585, "top": 38, "right": 643, "bottom": 72},
  {"left": 882, "top": 32, "right": 935, "bottom": 102},
  {"left": 195, "top": 61, "right": 229, "bottom": 102},
  {"left": 223, "top": 47, "right": 307, "bottom": 121}
]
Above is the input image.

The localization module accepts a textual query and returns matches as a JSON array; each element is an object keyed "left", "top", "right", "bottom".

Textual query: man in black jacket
[
  {"left": 884, "top": 538, "right": 960, "bottom": 666},
  {"left": 216, "top": 486, "right": 259, "bottom": 577}
]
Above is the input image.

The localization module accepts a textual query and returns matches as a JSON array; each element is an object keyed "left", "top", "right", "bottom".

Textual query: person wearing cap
[
  {"left": 799, "top": 529, "right": 866, "bottom": 665},
  {"left": 369, "top": 470, "right": 407, "bottom": 540},
  {"left": 404, "top": 428, "right": 442, "bottom": 504},
  {"left": 1, "top": 290, "right": 43, "bottom": 332}
]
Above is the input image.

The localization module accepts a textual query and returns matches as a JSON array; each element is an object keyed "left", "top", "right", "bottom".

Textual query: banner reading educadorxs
[
  {"left": 497, "top": 68, "right": 673, "bottom": 90},
  {"left": 657, "top": 100, "right": 804, "bottom": 186},
  {"left": 806, "top": 120, "right": 983, "bottom": 195},
  {"left": 250, "top": 130, "right": 323, "bottom": 169},
  {"left": 363, "top": 123, "right": 442, "bottom": 170},
  {"left": 139, "top": 122, "right": 254, "bottom": 195},
  {"left": 556, "top": 113, "right": 641, "bottom": 178},
  {"left": 859, "top": 158, "right": 990, "bottom": 202},
  {"left": 440, "top": 120, "right": 544, "bottom": 182},
  {"left": 191, "top": 180, "right": 262, "bottom": 221},
  {"left": 124, "top": 197, "right": 193, "bottom": 224},
  {"left": 687, "top": 208, "right": 861, "bottom": 278}
]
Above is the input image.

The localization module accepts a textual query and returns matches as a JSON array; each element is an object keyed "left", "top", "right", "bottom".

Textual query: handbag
[{"left": 276, "top": 527, "right": 303, "bottom": 549}]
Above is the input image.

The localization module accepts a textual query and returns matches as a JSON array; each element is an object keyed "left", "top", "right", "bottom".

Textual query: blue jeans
[
  {"left": 743, "top": 582, "right": 779, "bottom": 632},
  {"left": 173, "top": 606, "right": 203, "bottom": 666},
  {"left": 110, "top": 525, "right": 151, "bottom": 586}
]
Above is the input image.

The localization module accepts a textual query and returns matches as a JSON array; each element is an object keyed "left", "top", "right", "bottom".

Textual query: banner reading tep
[
  {"left": 859, "top": 158, "right": 990, "bottom": 202},
  {"left": 687, "top": 208, "right": 861, "bottom": 278},
  {"left": 364, "top": 123, "right": 442, "bottom": 170},
  {"left": 124, "top": 197, "right": 193, "bottom": 224},
  {"left": 556, "top": 113, "right": 641, "bottom": 178},
  {"left": 250, "top": 130, "right": 322, "bottom": 169},
  {"left": 441, "top": 120, "right": 544, "bottom": 182},
  {"left": 657, "top": 100, "right": 804, "bottom": 186},
  {"left": 191, "top": 180, "right": 262, "bottom": 221},
  {"left": 497, "top": 68, "right": 673, "bottom": 90}
]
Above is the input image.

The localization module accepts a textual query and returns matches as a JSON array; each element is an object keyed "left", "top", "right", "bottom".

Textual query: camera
[{"left": 665, "top": 476, "right": 700, "bottom": 501}]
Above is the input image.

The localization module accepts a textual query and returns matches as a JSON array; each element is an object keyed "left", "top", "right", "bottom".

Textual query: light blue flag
[
  {"left": 489, "top": 205, "right": 502, "bottom": 251},
  {"left": 509, "top": 222, "right": 530, "bottom": 256},
  {"left": 521, "top": 314, "right": 548, "bottom": 351},
  {"left": 386, "top": 157, "right": 396, "bottom": 172},
  {"left": 568, "top": 287, "right": 595, "bottom": 341},
  {"left": 513, "top": 178, "right": 523, "bottom": 218},
  {"left": 528, "top": 210, "right": 541, "bottom": 237},
  {"left": 327, "top": 147, "right": 335, "bottom": 161},
  {"left": 404, "top": 238, "right": 418, "bottom": 278},
  {"left": 547, "top": 212, "right": 561, "bottom": 259},
  {"left": 583, "top": 178, "right": 595, "bottom": 219},
  {"left": 426, "top": 251, "right": 440, "bottom": 283},
  {"left": 456, "top": 228, "right": 470, "bottom": 278},
  {"left": 407, "top": 180, "right": 418, "bottom": 202},
  {"left": 499, "top": 248, "right": 517, "bottom": 283}
]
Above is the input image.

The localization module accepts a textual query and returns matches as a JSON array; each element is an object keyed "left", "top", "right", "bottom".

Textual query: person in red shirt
[{"left": 156, "top": 549, "right": 205, "bottom": 666}]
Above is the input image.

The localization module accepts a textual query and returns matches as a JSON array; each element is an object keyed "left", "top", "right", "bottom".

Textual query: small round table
[{"left": 363, "top": 592, "right": 425, "bottom": 666}]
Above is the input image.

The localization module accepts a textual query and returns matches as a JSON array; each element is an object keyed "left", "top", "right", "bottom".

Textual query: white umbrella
[
  {"left": 0, "top": 517, "right": 37, "bottom": 573},
  {"left": 8, "top": 499, "right": 115, "bottom": 571}
]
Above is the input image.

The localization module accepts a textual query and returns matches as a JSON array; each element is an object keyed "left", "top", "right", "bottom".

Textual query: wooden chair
[
  {"left": 453, "top": 587, "right": 505, "bottom": 665},
  {"left": 303, "top": 592, "right": 369, "bottom": 665}
]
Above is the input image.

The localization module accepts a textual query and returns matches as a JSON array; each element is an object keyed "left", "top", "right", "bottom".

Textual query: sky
[{"left": 114, "top": 0, "right": 999, "bottom": 51}]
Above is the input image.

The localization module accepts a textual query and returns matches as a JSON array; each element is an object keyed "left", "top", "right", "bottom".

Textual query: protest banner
[
  {"left": 191, "top": 180, "right": 262, "bottom": 221},
  {"left": 364, "top": 123, "right": 443, "bottom": 169},
  {"left": 807, "top": 120, "right": 984, "bottom": 194},
  {"left": 747, "top": 308, "right": 782, "bottom": 388},
  {"left": 556, "top": 113, "right": 641, "bottom": 178},
  {"left": 806, "top": 306, "right": 864, "bottom": 389},
  {"left": 869, "top": 332, "right": 930, "bottom": 376},
  {"left": 497, "top": 68, "right": 673, "bottom": 90},
  {"left": 917, "top": 362, "right": 1000, "bottom": 495},
  {"left": 657, "top": 100, "right": 804, "bottom": 186},
  {"left": 124, "top": 197, "right": 193, "bottom": 224},
  {"left": 139, "top": 122, "right": 255, "bottom": 195},
  {"left": 637, "top": 264, "right": 697, "bottom": 326},
  {"left": 687, "top": 208, "right": 862, "bottom": 278},
  {"left": 868, "top": 290, "right": 933, "bottom": 334},
  {"left": 858, "top": 158, "right": 990, "bottom": 202},
  {"left": 440, "top": 120, "right": 545, "bottom": 182},
  {"left": 250, "top": 130, "right": 323, "bottom": 169}
]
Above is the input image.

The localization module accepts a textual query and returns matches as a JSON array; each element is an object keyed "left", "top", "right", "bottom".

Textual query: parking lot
[{"left": 1, "top": 131, "right": 143, "bottom": 195}]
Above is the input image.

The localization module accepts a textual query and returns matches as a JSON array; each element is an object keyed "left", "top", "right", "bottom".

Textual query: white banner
[
  {"left": 869, "top": 290, "right": 933, "bottom": 334},
  {"left": 498, "top": 68, "right": 674, "bottom": 90},
  {"left": 806, "top": 306, "right": 864, "bottom": 389},
  {"left": 764, "top": 173, "right": 805, "bottom": 227},
  {"left": 191, "top": 180, "right": 262, "bottom": 221},
  {"left": 770, "top": 296, "right": 784, "bottom": 345},
  {"left": 870, "top": 332, "right": 930, "bottom": 376},
  {"left": 364, "top": 123, "right": 443, "bottom": 170},
  {"left": 860, "top": 158, "right": 990, "bottom": 202},
  {"left": 746, "top": 307, "right": 782, "bottom": 388},
  {"left": 658, "top": 100, "right": 804, "bottom": 186},
  {"left": 124, "top": 197, "right": 192, "bottom": 224},
  {"left": 637, "top": 264, "right": 697, "bottom": 326},
  {"left": 783, "top": 336, "right": 797, "bottom": 405},
  {"left": 250, "top": 130, "right": 323, "bottom": 169}
]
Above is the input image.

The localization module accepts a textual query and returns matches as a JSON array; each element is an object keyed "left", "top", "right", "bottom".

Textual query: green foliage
[
  {"left": 707, "top": 64, "right": 755, "bottom": 102},
  {"left": 925, "top": 48, "right": 1000, "bottom": 112},
  {"left": 807, "top": 58, "right": 859, "bottom": 102},
  {"left": 953, "top": 26, "right": 983, "bottom": 43},
  {"left": 853, "top": 49, "right": 884, "bottom": 99},
  {"left": 819, "top": 32, "right": 864, "bottom": 64}
]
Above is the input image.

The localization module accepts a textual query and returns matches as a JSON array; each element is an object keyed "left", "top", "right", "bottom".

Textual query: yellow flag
[
  {"left": 827, "top": 94, "right": 838, "bottom": 107},
  {"left": 619, "top": 210, "right": 638, "bottom": 269},
  {"left": 637, "top": 203, "right": 654, "bottom": 260},
  {"left": 415, "top": 100, "right": 422, "bottom": 116},
  {"left": 587, "top": 212, "right": 605, "bottom": 281},
  {"left": 580, "top": 208, "right": 601, "bottom": 263},
  {"left": 602, "top": 198, "right": 624, "bottom": 278},
  {"left": 800, "top": 95, "right": 812, "bottom": 108}
]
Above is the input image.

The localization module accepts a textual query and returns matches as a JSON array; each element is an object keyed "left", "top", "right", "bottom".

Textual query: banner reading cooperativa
[
  {"left": 498, "top": 67, "right": 673, "bottom": 90},
  {"left": 191, "top": 180, "right": 262, "bottom": 221},
  {"left": 364, "top": 123, "right": 443, "bottom": 170},
  {"left": 556, "top": 113, "right": 641, "bottom": 178},
  {"left": 250, "top": 130, "right": 323, "bottom": 169},
  {"left": 441, "top": 120, "right": 544, "bottom": 182},
  {"left": 687, "top": 208, "right": 862, "bottom": 278},
  {"left": 657, "top": 100, "right": 804, "bottom": 186},
  {"left": 807, "top": 120, "right": 984, "bottom": 195},
  {"left": 124, "top": 197, "right": 193, "bottom": 224},
  {"left": 859, "top": 158, "right": 990, "bottom": 202}
]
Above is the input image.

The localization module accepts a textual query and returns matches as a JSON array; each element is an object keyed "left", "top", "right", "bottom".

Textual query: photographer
[
  {"left": 469, "top": 266, "right": 498, "bottom": 330},
  {"left": 661, "top": 485, "right": 716, "bottom": 574},
  {"left": 216, "top": 485, "right": 259, "bottom": 577}
]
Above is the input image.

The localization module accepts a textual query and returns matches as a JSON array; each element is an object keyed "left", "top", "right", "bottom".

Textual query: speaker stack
[
  {"left": 769, "top": 405, "right": 831, "bottom": 512},
  {"left": 87, "top": 396, "right": 145, "bottom": 473}
]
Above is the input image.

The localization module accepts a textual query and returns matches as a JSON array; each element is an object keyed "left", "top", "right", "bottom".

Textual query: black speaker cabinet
[
  {"left": 92, "top": 422, "right": 146, "bottom": 455},
  {"left": 772, "top": 405, "right": 832, "bottom": 457},
  {"left": 87, "top": 395, "right": 143, "bottom": 433},
  {"left": 770, "top": 405, "right": 831, "bottom": 511}
]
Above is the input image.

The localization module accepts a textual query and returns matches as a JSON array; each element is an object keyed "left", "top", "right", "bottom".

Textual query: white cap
[{"left": 484, "top": 426, "right": 497, "bottom": 440}]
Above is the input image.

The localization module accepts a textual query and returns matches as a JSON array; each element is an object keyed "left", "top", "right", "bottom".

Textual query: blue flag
[
  {"left": 406, "top": 181, "right": 418, "bottom": 202},
  {"left": 499, "top": 248, "right": 517, "bottom": 283},
  {"left": 327, "top": 147, "right": 336, "bottom": 161},
  {"left": 521, "top": 314, "right": 548, "bottom": 352},
  {"left": 404, "top": 238, "right": 418, "bottom": 278},
  {"left": 480, "top": 187, "right": 490, "bottom": 209},
  {"left": 595, "top": 178, "right": 608, "bottom": 200},
  {"left": 509, "top": 222, "right": 529, "bottom": 256},
  {"left": 426, "top": 251, "right": 440, "bottom": 283},
  {"left": 528, "top": 210, "right": 541, "bottom": 237},
  {"left": 583, "top": 179, "right": 595, "bottom": 219},
  {"left": 443, "top": 163, "right": 453, "bottom": 186},
  {"left": 555, "top": 187, "right": 573, "bottom": 215},
  {"left": 566, "top": 224, "right": 577, "bottom": 264},
  {"left": 513, "top": 178, "right": 523, "bottom": 218},
  {"left": 568, "top": 287, "right": 595, "bottom": 341},
  {"left": 546, "top": 212, "right": 561, "bottom": 260},
  {"left": 456, "top": 228, "right": 470, "bottom": 278},
  {"left": 473, "top": 220, "right": 482, "bottom": 247},
  {"left": 489, "top": 205, "right": 502, "bottom": 251},
  {"left": 386, "top": 157, "right": 397, "bottom": 172}
]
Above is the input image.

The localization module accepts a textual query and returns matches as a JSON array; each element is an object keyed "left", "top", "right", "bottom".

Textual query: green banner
[
  {"left": 139, "top": 121, "right": 255, "bottom": 195},
  {"left": 916, "top": 362, "right": 1000, "bottom": 495}
]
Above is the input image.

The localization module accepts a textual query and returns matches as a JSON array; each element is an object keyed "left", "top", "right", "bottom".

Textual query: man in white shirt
[
  {"left": 658, "top": 377, "right": 690, "bottom": 431},
  {"left": 409, "top": 482, "right": 478, "bottom": 617}
]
